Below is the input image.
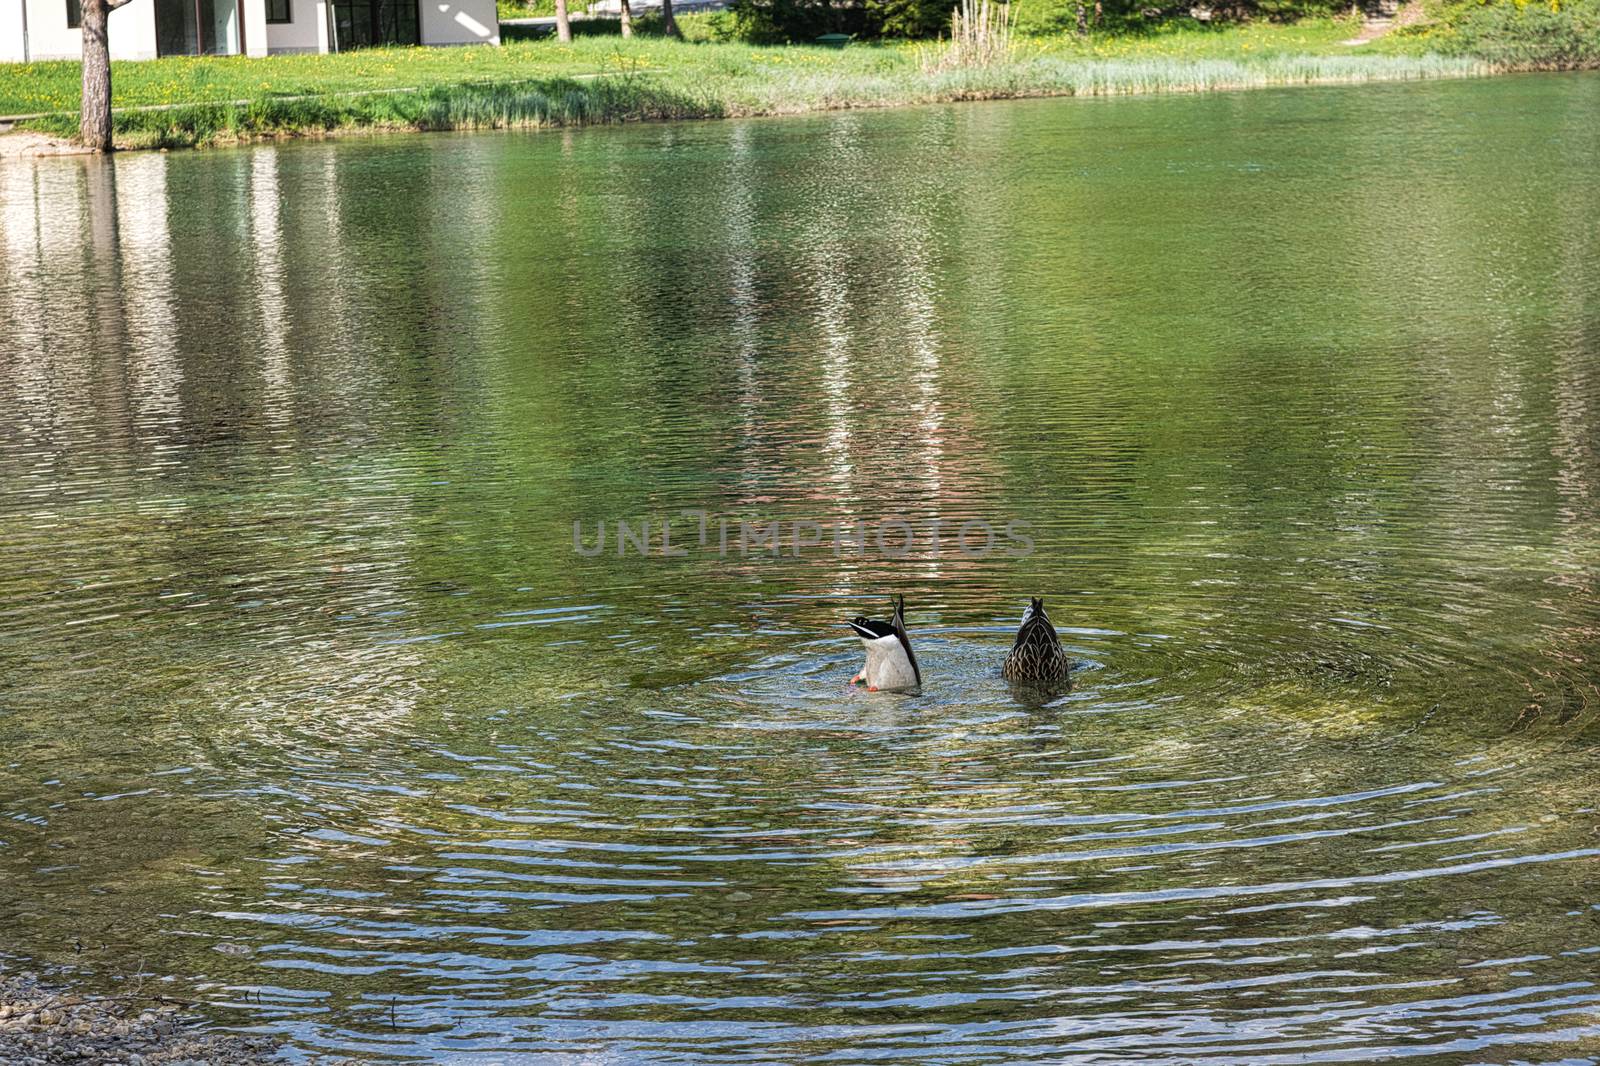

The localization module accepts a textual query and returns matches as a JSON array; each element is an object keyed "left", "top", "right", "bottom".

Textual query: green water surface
[{"left": 1, "top": 73, "right": 1598, "bottom": 1063}]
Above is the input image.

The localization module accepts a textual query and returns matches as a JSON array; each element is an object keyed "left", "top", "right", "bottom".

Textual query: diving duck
[
  {"left": 1002, "top": 597, "right": 1072, "bottom": 685},
  {"left": 847, "top": 594, "right": 921, "bottom": 692}
]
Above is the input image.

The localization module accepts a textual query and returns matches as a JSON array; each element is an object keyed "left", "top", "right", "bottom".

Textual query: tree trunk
[
  {"left": 554, "top": 0, "right": 572, "bottom": 42},
  {"left": 618, "top": 0, "right": 632, "bottom": 36},
  {"left": 1074, "top": 0, "right": 1087, "bottom": 34},
  {"left": 80, "top": 0, "right": 114, "bottom": 151},
  {"left": 660, "top": 0, "right": 680, "bottom": 38}
]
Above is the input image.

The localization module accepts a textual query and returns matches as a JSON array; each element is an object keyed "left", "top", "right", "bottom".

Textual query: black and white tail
[{"left": 848, "top": 594, "right": 921, "bottom": 691}]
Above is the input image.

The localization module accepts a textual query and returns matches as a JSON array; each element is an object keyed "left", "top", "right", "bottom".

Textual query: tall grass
[
  {"left": 22, "top": 77, "right": 723, "bottom": 148},
  {"left": 922, "top": 0, "right": 1014, "bottom": 72},
  {"left": 719, "top": 51, "right": 1485, "bottom": 113}
]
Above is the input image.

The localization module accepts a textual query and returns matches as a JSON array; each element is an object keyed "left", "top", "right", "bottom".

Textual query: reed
[{"left": 922, "top": 0, "right": 1014, "bottom": 73}]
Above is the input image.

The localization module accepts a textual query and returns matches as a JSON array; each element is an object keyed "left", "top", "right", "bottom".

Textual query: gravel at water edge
[{"left": 0, "top": 969, "right": 293, "bottom": 1065}]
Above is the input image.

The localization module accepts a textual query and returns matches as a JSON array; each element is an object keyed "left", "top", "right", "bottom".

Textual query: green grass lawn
[
  {"left": 0, "top": 16, "right": 1482, "bottom": 147},
  {"left": 0, "top": 17, "right": 1431, "bottom": 117}
]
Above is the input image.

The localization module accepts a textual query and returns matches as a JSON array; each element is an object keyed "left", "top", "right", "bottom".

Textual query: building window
[
  {"left": 266, "top": 0, "right": 291, "bottom": 21},
  {"left": 67, "top": 0, "right": 81, "bottom": 28}
]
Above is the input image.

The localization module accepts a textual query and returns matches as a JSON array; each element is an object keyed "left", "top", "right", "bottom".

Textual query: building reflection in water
[{"left": 248, "top": 147, "right": 292, "bottom": 432}]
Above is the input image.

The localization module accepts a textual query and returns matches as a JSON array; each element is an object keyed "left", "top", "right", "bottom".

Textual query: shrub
[
  {"left": 1440, "top": 0, "right": 1600, "bottom": 68},
  {"left": 719, "top": 0, "right": 1379, "bottom": 41},
  {"left": 721, "top": 0, "right": 962, "bottom": 41},
  {"left": 1248, "top": 0, "right": 1346, "bottom": 18},
  {"left": 720, "top": 0, "right": 868, "bottom": 42},
  {"left": 868, "top": 0, "right": 955, "bottom": 37}
]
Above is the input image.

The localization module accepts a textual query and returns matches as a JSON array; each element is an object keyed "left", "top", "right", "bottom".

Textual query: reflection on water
[{"left": 2, "top": 74, "right": 1600, "bottom": 1063}]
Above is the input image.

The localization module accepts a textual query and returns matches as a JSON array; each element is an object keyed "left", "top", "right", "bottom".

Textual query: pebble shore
[{"left": 0, "top": 970, "right": 285, "bottom": 1065}]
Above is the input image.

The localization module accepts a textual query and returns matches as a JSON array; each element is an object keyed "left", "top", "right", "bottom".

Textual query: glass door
[
  {"left": 331, "top": 0, "right": 420, "bottom": 48},
  {"left": 155, "top": 0, "right": 241, "bottom": 55}
]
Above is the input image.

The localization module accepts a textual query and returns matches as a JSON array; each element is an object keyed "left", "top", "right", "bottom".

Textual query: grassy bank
[{"left": 0, "top": 19, "right": 1490, "bottom": 150}]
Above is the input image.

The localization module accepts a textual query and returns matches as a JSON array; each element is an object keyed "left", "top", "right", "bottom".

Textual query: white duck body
[
  {"left": 856, "top": 629, "right": 921, "bottom": 690},
  {"left": 848, "top": 596, "right": 921, "bottom": 692}
]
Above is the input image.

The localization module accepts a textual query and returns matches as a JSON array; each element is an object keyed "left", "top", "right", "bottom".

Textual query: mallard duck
[
  {"left": 1002, "top": 597, "right": 1071, "bottom": 685},
  {"left": 847, "top": 594, "right": 921, "bottom": 692}
]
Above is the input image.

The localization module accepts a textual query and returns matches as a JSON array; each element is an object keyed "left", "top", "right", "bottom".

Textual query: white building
[{"left": 1, "top": 0, "right": 498, "bottom": 62}]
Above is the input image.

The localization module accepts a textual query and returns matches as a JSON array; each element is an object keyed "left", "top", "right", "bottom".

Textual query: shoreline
[
  {"left": 1, "top": 51, "right": 1495, "bottom": 157},
  {"left": 0, "top": 968, "right": 286, "bottom": 1065},
  {"left": 0, "top": 128, "right": 95, "bottom": 157}
]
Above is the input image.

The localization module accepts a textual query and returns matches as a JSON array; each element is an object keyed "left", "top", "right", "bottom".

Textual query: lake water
[{"left": 2, "top": 73, "right": 1599, "bottom": 1063}]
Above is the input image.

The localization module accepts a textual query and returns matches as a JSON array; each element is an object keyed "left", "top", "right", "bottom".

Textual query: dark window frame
[
  {"left": 266, "top": 0, "right": 291, "bottom": 22},
  {"left": 67, "top": 0, "right": 81, "bottom": 28},
  {"left": 331, "top": 0, "right": 420, "bottom": 49}
]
